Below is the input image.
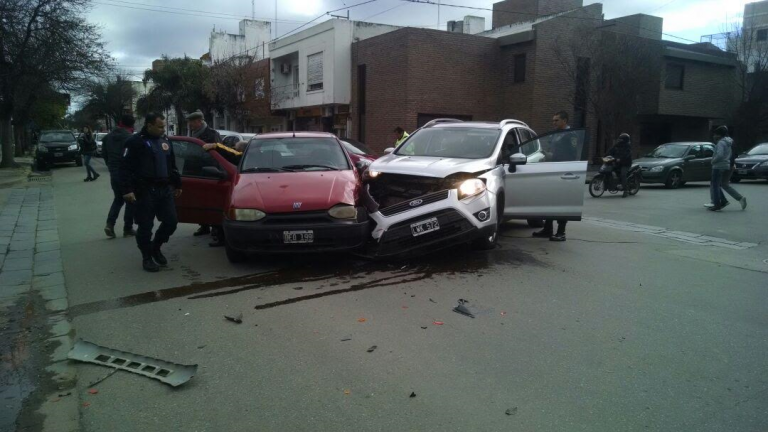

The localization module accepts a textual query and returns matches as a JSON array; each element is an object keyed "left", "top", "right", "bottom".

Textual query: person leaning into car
[
  {"left": 533, "top": 110, "right": 577, "bottom": 242},
  {"left": 120, "top": 113, "right": 182, "bottom": 273}
]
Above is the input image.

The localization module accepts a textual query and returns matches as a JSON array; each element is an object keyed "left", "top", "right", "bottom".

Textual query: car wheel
[
  {"left": 474, "top": 197, "right": 502, "bottom": 250},
  {"left": 527, "top": 219, "right": 544, "bottom": 228},
  {"left": 665, "top": 170, "right": 682, "bottom": 189},
  {"left": 225, "top": 241, "right": 247, "bottom": 263},
  {"left": 589, "top": 174, "right": 606, "bottom": 197},
  {"left": 75, "top": 156, "right": 83, "bottom": 167}
]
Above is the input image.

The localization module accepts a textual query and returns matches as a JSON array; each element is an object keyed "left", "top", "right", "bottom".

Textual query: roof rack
[
  {"left": 499, "top": 119, "right": 529, "bottom": 128},
  {"left": 422, "top": 118, "right": 464, "bottom": 128}
]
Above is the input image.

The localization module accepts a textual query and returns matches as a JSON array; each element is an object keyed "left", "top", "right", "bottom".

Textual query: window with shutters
[{"left": 307, "top": 52, "right": 323, "bottom": 92}]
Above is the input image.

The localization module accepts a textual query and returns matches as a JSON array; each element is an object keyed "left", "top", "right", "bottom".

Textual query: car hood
[
  {"left": 735, "top": 155, "right": 768, "bottom": 164},
  {"left": 633, "top": 157, "right": 681, "bottom": 166},
  {"left": 230, "top": 170, "right": 358, "bottom": 213},
  {"left": 40, "top": 141, "right": 75, "bottom": 147},
  {"left": 370, "top": 154, "right": 492, "bottom": 178}
]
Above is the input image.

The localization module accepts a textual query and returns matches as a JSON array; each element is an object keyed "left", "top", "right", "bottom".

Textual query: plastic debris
[
  {"left": 88, "top": 389, "right": 99, "bottom": 395},
  {"left": 453, "top": 299, "right": 475, "bottom": 319},
  {"left": 402, "top": 306, "right": 409, "bottom": 309},
  {"left": 344, "top": 389, "right": 351, "bottom": 395},
  {"left": 421, "top": 326, "right": 428, "bottom": 329},
  {"left": 83, "top": 402, "right": 91, "bottom": 408},
  {"left": 505, "top": 407, "right": 518, "bottom": 416},
  {"left": 224, "top": 313, "right": 243, "bottom": 324},
  {"left": 409, "top": 392, "right": 417, "bottom": 398},
  {"left": 340, "top": 338, "right": 351, "bottom": 342},
  {"left": 357, "top": 318, "right": 367, "bottom": 323},
  {"left": 429, "top": 298, "right": 437, "bottom": 304},
  {"left": 433, "top": 321, "right": 444, "bottom": 326},
  {"left": 367, "top": 346, "right": 377, "bottom": 353},
  {"left": 500, "top": 312, "right": 507, "bottom": 316}
]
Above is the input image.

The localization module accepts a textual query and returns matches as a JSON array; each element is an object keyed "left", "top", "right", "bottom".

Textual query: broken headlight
[
  {"left": 458, "top": 178, "right": 486, "bottom": 200},
  {"left": 328, "top": 204, "right": 358, "bottom": 220},
  {"left": 230, "top": 208, "right": 266, "bottom": 221}
]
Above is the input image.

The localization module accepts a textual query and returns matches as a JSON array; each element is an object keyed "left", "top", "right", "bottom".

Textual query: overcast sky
[{"left": 90, "top": 0, "right": 749, "bottom": 79}]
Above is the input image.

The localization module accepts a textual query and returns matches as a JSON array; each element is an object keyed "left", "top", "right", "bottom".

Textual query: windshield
[
  {"left": 241, "top": 138, "right": 350, "bottom": 172},
  {"left": 747, "top": 143, "right": 768, "bottom": 155},
  {"left": 395, "top": 128, "right": 500, "bottom": 159},
  {"left": 342, "top": 140, "right": 373, "bottom": 156},
  {"left": 40, "top": 132, "right": 74, "bottom": 142},
  {"left": 649, "top": 144, "right": 688, "bottom": 158}
]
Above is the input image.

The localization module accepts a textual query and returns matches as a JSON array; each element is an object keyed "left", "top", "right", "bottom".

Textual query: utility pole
[
  {"left": 275, "top": 0, "right": 278, "bottom": 38},
  {"left": 252, "top": 0, "right": 255, "bottom": 19},
  {"left": 437, "top": 0, "right": 440, "bottom": 30}
]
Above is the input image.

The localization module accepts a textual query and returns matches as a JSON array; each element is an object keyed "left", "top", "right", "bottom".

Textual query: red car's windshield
[{"left": 241, "top": 138, "right": 351, "bottom": 173}]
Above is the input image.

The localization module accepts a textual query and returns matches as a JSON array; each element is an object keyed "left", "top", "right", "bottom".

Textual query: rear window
[
  {"left": 395, "top": 128, "right": 500, "bottom": 159},
  {"left": 40, "top": 132, "right": 74, "bottom": 142},
  {"left": 241, "top": 138, "right": 350, "bottom": 173}
]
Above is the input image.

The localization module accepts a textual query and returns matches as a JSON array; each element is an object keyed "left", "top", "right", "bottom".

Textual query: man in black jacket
[
  {"left": 103, "top": 115, "right": 137, "bottom": 238},
  {"left": 607, "top": 133, "right": 633, "bottom": 198},
  {"left": 186, "top": 109, "right": 221, "bottom": 238},
  {"left": 120, "top": 113, "right": 182, "bottom": 273}
]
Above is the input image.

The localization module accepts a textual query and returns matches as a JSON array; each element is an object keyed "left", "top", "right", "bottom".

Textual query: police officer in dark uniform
[{"left": 120, "top": 113, "right": 182, "bottom": 272}]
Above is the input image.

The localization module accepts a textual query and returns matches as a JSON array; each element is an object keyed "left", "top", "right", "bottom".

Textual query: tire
[
  {"left": 730, "top": 177, "right": 741, "bottom": 183},
  {"left": 225, "top": 242, "right": 247, "bottom": 263},
  {"left": 665, "top": 170, "right": 682, "bottom": 189},
  {"left": 75, "top": 156, "right": 83, "bottom": 167},
  {"left": 474, "top": 197, "right": 502, "bottom": 250},
  {"left": 589, "top": 174, "right": 606, "bottom": 197},
  {"left": 628, "top": 174, "right": 641, "bottom": 196},
  {"left": 527, "top": 219, "right": 544, "bottom": 228}
]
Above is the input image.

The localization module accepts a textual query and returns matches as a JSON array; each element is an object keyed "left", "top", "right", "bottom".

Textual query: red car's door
[{"left": 169, "top": 137, "right": 234, "bottom": 225}]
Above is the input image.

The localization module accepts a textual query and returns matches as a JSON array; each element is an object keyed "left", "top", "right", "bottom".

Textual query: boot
[
  {"left": 194, "top": 225, "right": 211, "bottom": 236},
  {"left": 550, "top": 232, "right": 566, "bottom": 242},
  {"left": 104, "top": 224, "right": 116, "bottom": 239},
  {"left": 142, "top": 255, "right": 159, "bottom": 272},
  {"left": 123, "top": 227, "right": 137, "bottom": 237},
  {"left": 151, "top": 242, "right": 168, "bottom": 266}
]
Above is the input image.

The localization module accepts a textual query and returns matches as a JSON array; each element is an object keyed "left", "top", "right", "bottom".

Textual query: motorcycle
[{"left": 589, "top": 156, "right": 642, "bottom": 198}]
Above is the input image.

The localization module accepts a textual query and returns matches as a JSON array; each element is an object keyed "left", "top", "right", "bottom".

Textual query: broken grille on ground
[{"left": 67, "top": 340, "right": 198, "bottom": 387}]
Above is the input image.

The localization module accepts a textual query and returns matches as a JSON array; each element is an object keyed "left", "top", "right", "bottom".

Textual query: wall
[
  {"left": 210, "top": 20, "right": 271, "bottom": 63},
  {"left": 658, "top": 59, "right": 738, "bottom": 119},
  {"left": 603, "top": 14, "right": 663, "bottom": 40},
  {"left": 492, "top": 0, "right": 583, "bottom": 29}
]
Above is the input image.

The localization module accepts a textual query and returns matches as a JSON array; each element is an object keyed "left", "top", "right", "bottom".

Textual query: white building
[
  {"left": 209, "top": 20, "right": 271, "bottom": 63},
  {"left": 269, "top": 19, "right": 400, "bottom": 137}
]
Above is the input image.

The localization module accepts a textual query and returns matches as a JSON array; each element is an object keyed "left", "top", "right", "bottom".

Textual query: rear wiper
[
  {"left": 241, "top": 167, "right": 290, "bottom": 173},
  {"left": 281, "top": 164, "right": 340, "bottom": 171}
]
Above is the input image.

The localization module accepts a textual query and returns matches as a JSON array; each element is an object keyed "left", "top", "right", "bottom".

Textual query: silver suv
[{"left": 362, "top": 119, "right": 588, "bottom": 257}]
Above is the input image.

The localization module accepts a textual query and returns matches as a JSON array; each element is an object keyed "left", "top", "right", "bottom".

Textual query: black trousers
[
  {"left": 544, "top": 219, "right": 567, "bottom": 235},
  {"left": 107, "top": 171, "right": 135, "bottom": 230},
  {"left": 134, "top": 185, "right": 178, "bottom": 257}
]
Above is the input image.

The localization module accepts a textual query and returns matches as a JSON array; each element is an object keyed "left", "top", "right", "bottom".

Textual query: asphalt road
[{"left": 50, "top": 159, "right": 768, "bottom": 431}]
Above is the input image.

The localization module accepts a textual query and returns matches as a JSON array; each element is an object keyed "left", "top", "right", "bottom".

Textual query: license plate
[
  {"left": 283, "top": 230, "right": 314, "bottom": 244},
  {"left": 738, "top": 170, "right": 748, "bottom": 175},
  {"left": 54, "top": 152, "right": 63, "bottom": 157},
  {"left": 411, "top": 217, "right": 440, "bottom": 237}
]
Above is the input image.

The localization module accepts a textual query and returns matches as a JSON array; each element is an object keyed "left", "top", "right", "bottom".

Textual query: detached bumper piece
[
  {"left": 67, "top": 339, "right": 198, "bottom": 387},
  {"left": 373, "top": 208, "right": 476, "bottom": 257}
]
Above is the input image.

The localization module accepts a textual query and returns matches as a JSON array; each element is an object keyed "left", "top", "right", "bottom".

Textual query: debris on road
[
  {"left": 224, "top": 313, "right": 243, "bottom": 324},
  {"left": 83, "top": 402, "right": 91, "bottom": 408},
  {"left": 429, "top": 298, "right": 437, "bottom": 303},
  {"left": 357, "top": 318, "right": 367, "bottom": 323},
  {"left": 88, "top": 389, "right": 99, "bottom": 395},
  {"left": 421, "top": 326, "right": 428, "bottom": 329},
  {"left": 402, "top": 306, "right": 408, "bottom": 309},
  {"left": 505, "top": 407, "right": 518, "bottom": 416},
  {"left": 88, "top": 369, "right": 118, "bottom": 387},
  {"left": 433, "top": 321, "right": 444, "bottom": 326},
  {"left": 344, "top": 389, "right": 351, "bottom": 395},
  {"left": 410, "top": 392, "right": 417, "bottom": 398},
  {"left": 340, "top": 338, "right": 351, "bottom": 342},
  {"left": 453, "top": 299, "right": 475, "bottom": 319},
  {"left": 500, "top": 312, "right": 507, "bottom": 316},
  {"left": 67, "top": 339, "right": 198, "bottom": 387},
  {"left": 367, "top": 346, "right": 377, "bottom": 353},
  {"left": 293, "top": 286, "right": 303, "bottom": 290},
  {"left": 197, "top": 345, "right": 206, "bottom": 349}
]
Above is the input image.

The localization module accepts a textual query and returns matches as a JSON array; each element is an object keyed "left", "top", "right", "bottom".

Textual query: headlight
[
  {"left": 328, "top": 204, "right": 357, "bottom": 220},
  {"left": 229, "top": 208, "right": 266, "bottom": 221},
  {"left": 37, "top": 145, "right": 48, "bottom": 153},
  {"left": 68, "top": 144, "right": 78, "bottom": 151},
  {"left": 367, "top": 170, "right": 381, "bottom": 179},
  {"left": 458, "top": 178, "right": 486, "bottom": 200},
  {"left": 649, "top": 166, "right": 665, "bottom": 172}
]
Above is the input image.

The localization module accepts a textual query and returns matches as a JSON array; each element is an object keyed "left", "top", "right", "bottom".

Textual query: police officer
[{"left": 120, "top": 113, "right": 182, "bottom": 272}]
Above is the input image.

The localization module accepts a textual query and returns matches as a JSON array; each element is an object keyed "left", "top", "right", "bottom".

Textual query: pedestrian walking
[
  {"left": 706, "top": 126, "right": 747, "bottom": 211},
  {"left": 607, "top": 133, "right": 633, "bottom": 198},
  {"left": 79, "top": 126, "right": 100, "bottom": 182},
  {"left": 187, "top": 109, "right": 221, "bottom": 239},
  {"left": 119, "top": 113, "right": 182, "bottom": 272},
  {"left": 533, "top": 111, "right": 577, "bottom": 241},
  {"left": 102, "top": 115, "right": 137, "bottom": 239}
]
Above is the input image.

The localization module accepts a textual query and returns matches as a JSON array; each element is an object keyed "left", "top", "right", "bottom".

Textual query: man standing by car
[
  {"left": 607, "top": 133, "right": 633, "bottom": 198},
  {"left": 533, "top": 111, "right": 577, "bottom": 241},
  {"left": 708, "top": 126, "right": 746, "bottom": 211},
  {"left": 394, "top": 127, "right": 409, "bottom": 147},
  {"left": 187, "top": 109, "right": 222, "bottom": 238},
  {"left": 103, "top": 115, "right": 137, "bottom": 239},
  {"left": 120, "top": 113, "right": 182, "bottom": 272}
]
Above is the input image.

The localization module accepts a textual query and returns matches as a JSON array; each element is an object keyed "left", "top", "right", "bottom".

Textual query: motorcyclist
[{"left": 606, "top": 133, "right": 633, "bottom": 198}]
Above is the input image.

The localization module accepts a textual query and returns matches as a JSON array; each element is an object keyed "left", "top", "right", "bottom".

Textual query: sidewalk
[{"left": 0, "top": 156, "right": 43, "bottom": 189}]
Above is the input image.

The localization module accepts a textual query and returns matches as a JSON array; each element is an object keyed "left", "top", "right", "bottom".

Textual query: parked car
[
  {"left": 171, "top": 132, "right": 370, "bottom": 263},
  {"left": 222, "top": 133, "right": 257, "bottom": 148},
  {"left": 35, "top": 130, "right": 82, "bottom": 170},
  {"left": 95, "top": 132, "right": 107, "bottom": 157},
  {"left": 340, "top": 139, "right": 377, "bottom": 164},
  {"left": 634, "top": 142, "right": 714, "bottom": 189},
  {"left": 362, "top": 119, "right": 588, "bottom": 257},
  {"left": 732, "top": 143, "right": 768, "bottom": 182}
]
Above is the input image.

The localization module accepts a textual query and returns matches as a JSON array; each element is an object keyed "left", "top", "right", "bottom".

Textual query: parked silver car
[
  {"left": 732, "top": 143, "right": 768, "bottom": 182},
  {"left": 362, "top": 119, "right": 587, "bottom": 256}
]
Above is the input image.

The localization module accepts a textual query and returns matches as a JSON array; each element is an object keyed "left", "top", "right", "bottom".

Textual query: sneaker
[
  {"left": 740, "top": 197, "right": 747, "bottom": 210},
  {"left": 532, "top": 229, "right": 553, "bottom": 238},
  {"left": 703, "top": 203, "right": 714, "bottom": 208},
  {"left": 84, "top": 177, "right": 93, "bottom": 182},
  {"left": 721, "top": 201, "right": 730, "bottom": 209},
  {"left": 151, "top": 246, "right": 168, "bottom": 266},
  {"left": 104, "top": 224, "right": 116, "bottom": 239},
  {"left": 550, "top": 233, "right": 566, "bottom": 242},
  {"left": 143, "top": 258, "right": 159, "bottom": 272},
  {"left": 707, "top": 206, "right": 722, "bottom": 212},
  {"left": 193, "top": 225, "right": 211, "bottom": 236},
  {"left": 123, "top": 228, "right": 136, "bottom": 237}
]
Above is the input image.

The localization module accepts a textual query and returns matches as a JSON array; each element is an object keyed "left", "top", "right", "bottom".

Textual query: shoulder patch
[
  {"left": 162, "top": 142, "right": 169, "bottom": 151},
  {"left": 123, "top": 148, "right": 129, "bottom": 157}
]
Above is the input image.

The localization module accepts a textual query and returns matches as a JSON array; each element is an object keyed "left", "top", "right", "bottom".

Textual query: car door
[
  {"left": 681, "top": 145, "right": 702, "bottom": 181},
  {"left": 517, "top": 128, "right": 544, "bottom": 163},
  {"left": 503, "top": 128, "right": 588, "bottom": 220},
  {"left": 170, "top": 138, "right": 234, "bottom": 225},
  {"left": 700, "top": 144, "right": 715, "bottom": 181}
]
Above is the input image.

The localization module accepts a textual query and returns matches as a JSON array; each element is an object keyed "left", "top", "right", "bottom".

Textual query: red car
[{"left": 170, "top": 133, "right": 371, "bottom": 263}]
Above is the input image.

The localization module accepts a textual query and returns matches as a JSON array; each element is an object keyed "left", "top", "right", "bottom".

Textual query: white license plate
[
  {"left": 738, "top": 170, "right": 748, "bottom": 175},
  {"left": 54, "top": 152, "right": 63, "bottom": 157},
  {"left": 411, "top": 217, "right": 440, "bottom": 237},
  {"left": 283, "top": 230, "right": 314, "bottom": 244}
]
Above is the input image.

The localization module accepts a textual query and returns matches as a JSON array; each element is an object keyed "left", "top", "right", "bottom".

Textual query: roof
[
  {"left": 253, "top": 132, "right": 338, "bottom": 139},
  {"left": 478, "top": 8, "right": 580, "bottom": 39}
]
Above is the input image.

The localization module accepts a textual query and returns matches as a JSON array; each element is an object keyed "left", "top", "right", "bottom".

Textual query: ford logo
[{"left": 409, "top": 199, "right": 423, "bottom": 207}]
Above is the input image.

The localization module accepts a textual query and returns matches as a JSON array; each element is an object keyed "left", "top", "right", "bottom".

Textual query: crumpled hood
[
  {"left": 735, "top": 154, "right": 768, "bottom": 164},
  {"left": 370, "top": 154, "right": 493, "bottom": 178},
  {"left": 633, "top": 157, "right": 681, "bottom": 166},
  {"left": 230, "top": 171, "right": 358, "bottom": 213}
]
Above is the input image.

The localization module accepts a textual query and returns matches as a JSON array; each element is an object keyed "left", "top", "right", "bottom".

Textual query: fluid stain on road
[{"left": 67, "top": 242, "right": 546, "bottom": 318}]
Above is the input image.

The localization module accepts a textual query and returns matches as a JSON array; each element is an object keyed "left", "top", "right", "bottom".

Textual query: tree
[
  {"left": 553, "top": 27, "right": 663, "bottom": 157},
  {"left": 0, "top": 0, "right": 111, "bottom": 167},
  {"left": 81, "top": 74, "right": 135, "bottom": 130}
]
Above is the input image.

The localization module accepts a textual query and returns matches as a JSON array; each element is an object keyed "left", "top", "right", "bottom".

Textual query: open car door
[
  {"left": 170, "top": 137, "right": 236, "bottom": 226},
  {"left": 503, "top": 128, "right": 588, "bottom": 220}
]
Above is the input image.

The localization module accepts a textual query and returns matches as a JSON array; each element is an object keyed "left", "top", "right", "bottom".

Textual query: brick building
[{"left": 351, "top": 0, "right": 739, "bottom": 157}]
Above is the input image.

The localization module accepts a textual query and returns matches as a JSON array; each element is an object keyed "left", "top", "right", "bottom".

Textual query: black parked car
[
  {"left": 634, "top": 142, "right": 714, "bottom": 189},
  {"left": 36, "top": 130, "right": 82, "bottom": 170},
  {"left": 732, "top": 143, "right": 768, "bottom": 182}
]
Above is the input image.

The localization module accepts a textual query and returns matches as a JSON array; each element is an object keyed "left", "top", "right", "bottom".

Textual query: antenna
[{"left": 252, "top": 0, "right": 255, "bottom": 19}]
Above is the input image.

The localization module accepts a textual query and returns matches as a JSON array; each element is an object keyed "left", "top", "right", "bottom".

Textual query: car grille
[
  {"left": 49, "top": 146, "right": 68, "bottom": 152},
  {"left": 378, "top": 209, "right": 473, "bottom": 254},
  {"left": 736, "top": 163, "right": 757, "bottom": 169},
  {"left": 379, "top": 190, "right": 449, "bottom": 217}
]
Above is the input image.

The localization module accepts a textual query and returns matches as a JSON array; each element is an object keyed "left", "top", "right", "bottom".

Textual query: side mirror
[
  {"left": 384, "top": 147, "right": 395, "bottom": 154},
  {"left": 355, "top": 159, "right": 371, "bottom": 171},
  {"left": 683, "top": 155, "right": 695, "bottom": 161},
  {"left": 202, "top": 166, "right": 228, "bottom": 180},
  {"left": 507, "top": 153, "right": 527, "bottom": 173}
]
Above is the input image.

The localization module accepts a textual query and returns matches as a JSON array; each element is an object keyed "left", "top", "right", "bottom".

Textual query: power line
[
  {"left": 92, "top": 0, "right": 306, "bottom": 24},
  {"left": 273, "top": 0, "right": 379, "bottom": 42},
  {"left": 362, "top": 1, "right": 408, "bottom": 21}
]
